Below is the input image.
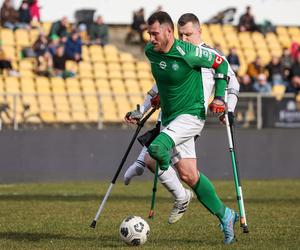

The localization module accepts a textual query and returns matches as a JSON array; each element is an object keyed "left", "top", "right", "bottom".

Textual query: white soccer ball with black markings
[{"left": 119, "top": 215, "right": 150, "bottom": 246}]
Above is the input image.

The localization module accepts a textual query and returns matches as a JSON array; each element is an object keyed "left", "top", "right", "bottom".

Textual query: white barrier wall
[{"left": 13, "top": 0, "right": 300, "bottom": 25}]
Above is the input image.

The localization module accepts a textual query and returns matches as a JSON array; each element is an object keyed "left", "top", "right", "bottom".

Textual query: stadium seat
[
  {"left": 35, "top": 77, "right": 51, "bottom": 94},
  {"left": 272, "top": 85, "right": 286, "bottom": 100},
  {"left": 0, "top": 29, "right": 14, "bottom": 46},
  {"left": 119, "top": 53, "right": 134, "bottom": 63},
  {"left": 51, "top": 78, "right": 66, "bottom": 94},
  {"left": 81, "top": 78, "right": 96, "bottom": 94},
  {"left": 110, "top": 79, "right": 126, "bottom": 95},
  {"left": 122, "top": 62, "right": 136, "bottom": 71},
  {"left": 107, "top": 62, "right": 121, "bottom": 71},
  {"left": 108, "top": 69, "right": 123, "bottom": 79},
  {"left": 65, "top": 78, "right": 81, "bottom": 95},
  {"left": 69, "top": 96, "right": 86, "bottom": 112},
  {"left": 95, "top": 79, "right": 111, "bottom": 94},
  {"left": 124, "top": 79, "right": 141, "bottom": 94},
  {"left": 136, "top": 61, "right": 150, "bottom": 71},
  {"left": 15, "top": 29, "right": 30, "bottom": 47},
  {"left": 123, "top": 70, "right": 137, "bottom": 79},
  {"left": 4, "top": 77, "right": 20, "bottom": 93}
]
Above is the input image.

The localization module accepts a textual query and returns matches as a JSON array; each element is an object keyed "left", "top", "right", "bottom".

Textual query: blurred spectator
[
  {"left": 152, "top": 5, "right": 163, "bottom": 14},
  {"left": 18, "top": 0, "right": 31, "bottom": 27},
  {"left": 33, "top": 33, "right": 52, "bottom": 76},
  {"left": 238, "top": 6, "right": 257, "bottom": 32},
  {"left": 88, "top": 16, "right": 109, "bottom": 46},
  {"left": 239, "top": 74, "right": 255, "bottom": 92},
  {"left": 53, "top": 44, "right": 75, "bottom": 78},
  {"left": 28, "top": 0, "right": 40, "bottom": 22},
  {"left": 0, "top": 0, "right": 23, "bottom": 30},
  {"left": 247, "top": 56, "right": 268, "bottom": 81},
  {"left": 253, "top": 73, "right": 272, "bottom": 93},
  {"left": 126, "top": 8, "right": 147, "bottom": 44},
  {"left": 287, "top": 53, "right": 300, "bottom": 94},
  {"left": 227, "top": 47, "right": 240, "bottom": 73},
  {"left": 64, "top": 30, "right": 82, "bottom": 62},
  {"left": 265, "top": 56, "right": 285, "bottom": 86},
  {"left": 48, "top": 34, "right": 60, "bottom": 56},
  {"left": 0, "top": 42, "right": 19, "bottom": 76},
  {"left": 281, "top": 47, "right": 294, "bottom": 82},
  {"left": 49, "top": 17, "right": 69, "bottom": 42},
  {"left": 290, "top": 42, "right": 300, "bottom": 60}
]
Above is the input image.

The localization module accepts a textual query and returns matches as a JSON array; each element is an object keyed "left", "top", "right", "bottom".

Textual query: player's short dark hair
[
  {"left": 147, "top": 11, "right": 174, "bottom": 31},
  {"left": 178, "top": 13, "right": 200, "bottom": 27}
]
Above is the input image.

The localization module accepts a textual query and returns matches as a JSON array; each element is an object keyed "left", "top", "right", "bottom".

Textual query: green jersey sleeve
[{"left": 183, "top": 47, "right": 229, "bottom": 98}]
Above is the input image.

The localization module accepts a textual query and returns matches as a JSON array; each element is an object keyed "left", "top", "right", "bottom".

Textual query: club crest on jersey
[
  {"left": 172, "top": 62, "right": 179, "bottom": 71},
  {"left": 159, "top": 61, "right": 167, "bottom": 69}
]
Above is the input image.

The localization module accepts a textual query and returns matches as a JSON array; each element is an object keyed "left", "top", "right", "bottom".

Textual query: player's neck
[{"left": 161, "top": 36, "right": 175, "bottom": 53}]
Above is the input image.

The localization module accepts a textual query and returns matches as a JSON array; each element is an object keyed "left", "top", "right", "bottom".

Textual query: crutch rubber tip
[
  {"left": 90, "top": 220, "right": 97, "bottom": 229},
  {"left": 242, "top": 225, "right": 249, "bottom": 233},
  {"left": 148, "top": 210, "right": 154, "bottom": 219}
]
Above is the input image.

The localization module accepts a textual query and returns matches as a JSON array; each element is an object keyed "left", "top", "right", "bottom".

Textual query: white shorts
[{"left": 161, "top": 114, "right": 205, "bottom": 165}]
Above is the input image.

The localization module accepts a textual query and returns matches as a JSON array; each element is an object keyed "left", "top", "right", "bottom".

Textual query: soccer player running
[{"left": 126, "top": 11, "right": 238, "bottom": 244}]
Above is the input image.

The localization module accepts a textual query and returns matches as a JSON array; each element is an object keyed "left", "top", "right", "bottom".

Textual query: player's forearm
[
  {"left": 140, "top": 83, "right": 158, "bottom": 114},
  {"left": 214, "top": 60, "right": 229, "bottom": 98},
  {"left": 227, "top": 76, "right": 240, "bottom": 112}
]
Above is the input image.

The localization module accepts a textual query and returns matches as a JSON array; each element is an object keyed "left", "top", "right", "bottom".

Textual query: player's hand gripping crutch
[
  {"left": 224, "top": 88, "right": 249, "bottom": 233},
  {"left": 90, "top": 107, "right": 157, "bottom": 229}
]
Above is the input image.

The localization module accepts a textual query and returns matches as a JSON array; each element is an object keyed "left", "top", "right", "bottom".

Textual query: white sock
[
  {"left": 158, "top": 167, "right": 186, "bottom": 201},
  {"left": 135, "top": 146, "right": 148, "bottom": 169},
  {"left": 124, "top": 147, "right": 147, "bottom": 185}
]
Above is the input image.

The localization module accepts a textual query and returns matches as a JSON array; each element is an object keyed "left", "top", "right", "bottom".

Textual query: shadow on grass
[
  {"left": 0, "top": 231, "right": 212, "bottom": 248},
  {"left": 0, "top": 194, "right": 299, "bottom": 204}
]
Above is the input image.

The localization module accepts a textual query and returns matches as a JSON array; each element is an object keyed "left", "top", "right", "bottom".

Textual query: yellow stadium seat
[
  {"left": 36, "top": 77, "right": 51, "bottom": 93},
  {"left": 0, "top": 29, "right": 14, "bottom": 46},
  {"left": 89, "top": 45, "right": 103, "bottom": 55},
  {"left": 72, "top": 111, "right": 87, "bottom": 122},
  {"left": 136, "top": 61, "right": 150, "bottom": 71},
  {"left": 79, "top": 61, "right": 92, "bottom": 71},
  {"left": 137, "top": 70, "right": 152, "bottom": 80},
  {"left": 122, "top": 62, "right": 135, "bottom": 71},
  {"left": 119, "top": 53, "right": 134, "bottom": 63},
  {"left": 272, "top": 85, "right": 286, "bottom": 100},
  {"left": 85, "top": 96, "right": 99, "bottom": 112},
  {"left": 90, "top": 52, "right": 105, "bottom": 62},
  {"left": 20, "top": 77, "right": 35, "bottom": 94},
  {"left": 2, "top": 45, "right": 16, "bottom": 61},
  {"left": 287, "top": 27, "right": 300, "bottom": 36},
  {"left": 39, "top": 97, "right": 55, "bottom": 112},
  {"left": 103, "top": 44, "right": 118, "bottom": 55},
  {"left": 108, "top": 69, "right": 122, "bottom": 79},
  {"left": 129, "top": 95, "right": 144, "bottom": 108},
  {"left": 124, "top": 79, "right": 141, "bottom": 94},
  {"left": 79, "top": 69, "right": 94, "bottom": 78},
  {"left": 139, "top": 79, "right": 153, "bottom": 93},
  {"left": 40, "top": 111, "right": 56, "bottom": 123},
  {"left": 56, "top": 111, "right": 72, "bottom": 123},
  {"left": 95, "top": 79, "right": 111, "bottom": 94},
  {"left": 53, "top": 96, "right": 70, "bottom": 112},
  {"left": 291, "top": 34, "right": 300, "bottom": 44},
  {"left": 107, "top": 62, "right": 121, "bottom": 71},
  {"left": 51, "top": 78, "right": 66, "bottom": 94},
  {"left": 123, "top": 70, "right": 136, "bottom": 79},
  {"left": 66, "top": 60, "right": 78, "bottom": 72},
  {"left": 29, "top": 29, "right": 39, "bottom": 44},
  {"left": 276, "top": 26, "right": 288, "bottom": 35},
  {"left": 15, "top": 29, "right": 30, "bottom": 47},
  {"left": 81, "top": 79, "right": 96, "bottom": 94},
  {"left": 86, "top": 110, "right": 99, "bottom": 122},
  {"left": 19, "top": 60, "right": 33, "bottom": 70},
  {"left": 94, "top": 69, "right": 108, "bottom": 78},
  {"left": 110, "top": 79, "right": 126, "bottom": 95},
  {"left": 94, "top": 62, "right": 107, "bottom": 71},
  {"left": 105, "top": 54, "right": 119, "bottom": 63},
  {"left": 69, "top": 96, "right": 85, "bottom": 111},
  {"left": 4, "top": 77, "right": 20, "bottom": 93}
]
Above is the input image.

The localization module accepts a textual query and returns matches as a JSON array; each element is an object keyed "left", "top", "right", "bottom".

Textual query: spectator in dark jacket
[
  {"left": 64, "top": 30, "right": 82, "bottom": 62},
  {"left": 266, "top": 56, "right": 285, "bottom": 86},
  {"left": 238, "top": 6, "right": 257, "bottom": 32},
  {"left": 287, "top": 53, "right": 300, "bottom": 94},
  {"left": 18, "top": 0, "right": 31, "bottom": 26},
  {"left": 88, "top": 16, "right": 109, "bottom": 46},
  {"left": 49, "top": 17, "right": 69, "bottom": 42},
  {"left": 227, "top": 47, "right": 240, "bottom": 73},
  {"left": 240, "top": 74, "right": 255, "bottom": 92},
  {"left": 0, "top": 0, "right": 20, "bottom": 30}
]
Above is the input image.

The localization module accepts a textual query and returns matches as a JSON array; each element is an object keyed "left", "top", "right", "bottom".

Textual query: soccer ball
[{"left": 119, "top": 215, "right": 150, "bottom": 246}]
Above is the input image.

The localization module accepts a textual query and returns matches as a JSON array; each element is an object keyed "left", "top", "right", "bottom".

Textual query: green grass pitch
[{"left": 0, "top": 180, "right": 299, "bottom": 249}]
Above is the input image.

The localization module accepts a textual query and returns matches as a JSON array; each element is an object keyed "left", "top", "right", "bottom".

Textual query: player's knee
[
  {"left": 179, "top": 172, "right": 198, "bottom": 187},
  {"left": 148, "top": 133, "right": 174, "bottom": 168}
]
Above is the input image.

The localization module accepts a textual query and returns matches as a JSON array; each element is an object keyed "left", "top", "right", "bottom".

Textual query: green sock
[{"left": 193, "top": 173, "right": 226, "bottom": 220}]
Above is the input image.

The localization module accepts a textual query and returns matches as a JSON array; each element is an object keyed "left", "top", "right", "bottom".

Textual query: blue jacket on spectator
[{"left": 64, "top": 36, "right": 82, "bottom": 60}]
